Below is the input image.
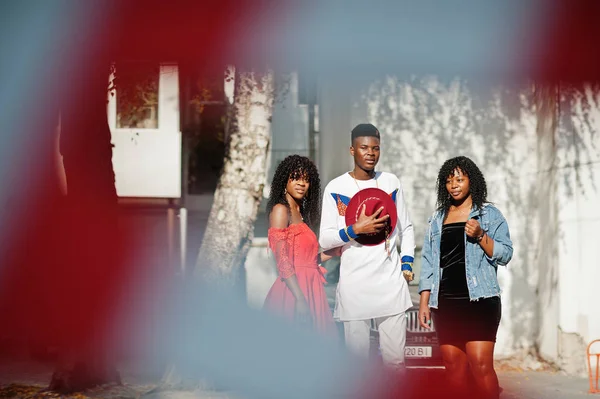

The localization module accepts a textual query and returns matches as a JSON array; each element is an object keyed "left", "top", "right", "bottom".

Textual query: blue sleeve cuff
[
  {"left": 401, "top": 255, "right": 414, "bottom": 271},
  {"left": 347, "top": 224, "right": 358, "bottom": 239},
  {"left": 339, "top": 228, "right": 350, "bottom": 242}
]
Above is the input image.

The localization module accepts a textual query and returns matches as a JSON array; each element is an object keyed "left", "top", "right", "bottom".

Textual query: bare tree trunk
[
  {"left": 148, "top": 69, "right": 275, "bottom": 395},
  {"left": 194, "top": 69, "right": 275, "bottom": 288}
]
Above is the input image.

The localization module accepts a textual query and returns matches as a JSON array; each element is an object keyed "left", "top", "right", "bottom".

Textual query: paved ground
[
  {"left": 404, "top": 367, "right": 593, "bottom": 399},
  {"left": 0, "top": 209, "right": 595, "bottom": 398},
  {"left": 0, "top": 358, "right": 595, "bottom": 399},
  {"left": 499, "top": 370, "right": 592, "bottom": 399}
]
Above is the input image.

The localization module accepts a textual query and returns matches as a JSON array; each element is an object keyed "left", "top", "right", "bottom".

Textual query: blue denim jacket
[{"left": 418, "top": 203, "right": 513, "bottom": 308}]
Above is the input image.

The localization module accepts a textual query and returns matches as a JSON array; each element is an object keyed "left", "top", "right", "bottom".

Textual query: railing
[
  {"left": 406, "top": 309, "right": 435, "bottom": 333},
  {"left": 588, "top": 339, "right": 600, "bottom": 394}
]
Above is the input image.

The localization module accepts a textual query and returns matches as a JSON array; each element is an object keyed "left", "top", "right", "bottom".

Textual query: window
[
  {"left": 179, "top": 64, "right": 228, "bottom": 195},
  {"left": 115, "top": 62, "right": 160, "bottom": 129}
]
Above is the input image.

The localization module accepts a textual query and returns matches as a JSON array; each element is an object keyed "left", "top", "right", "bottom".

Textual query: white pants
[{"left": 343, "top": 312, "right": 406, "bottom": 368}]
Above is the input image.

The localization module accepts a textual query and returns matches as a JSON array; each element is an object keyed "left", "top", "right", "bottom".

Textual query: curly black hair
[
  {"left": 436, "top": 156, "right": 488, "bottom": 213},
  {"left": 266, "top": 155, "right": 321, "bottom": 229}
]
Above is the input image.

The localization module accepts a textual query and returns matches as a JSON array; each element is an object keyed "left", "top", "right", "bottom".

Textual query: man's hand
[
  {"left": 353, "top": 205, "right": 390, "bottom": 235},
  {"left": 319, "top": 247, "right": 342, "bottom": 264},
  {"left": 323, "top": 247, "right": 342, "bottom": 257},
  {"left": 401, "top": 258, "right": 414, "bottom": 282}
]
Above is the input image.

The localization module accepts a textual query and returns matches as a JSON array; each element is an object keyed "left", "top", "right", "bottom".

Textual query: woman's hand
[
  {"left": 418, "top": 303, "right": 431, "bottom": 329},
  {"left": 418, "top": 291, "right": 432, "bottom": 329},
  {"left": 467, "top": 217, "right": 495, "bottom": 256},
  {"left": 465, "top": 218, "right": 484, "bottom": 240},
  {"left": 295, "top": 299, "right": 313, "bottom": 326}
]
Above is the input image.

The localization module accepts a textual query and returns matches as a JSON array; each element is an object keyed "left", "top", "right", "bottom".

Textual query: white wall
[
  {"left": 355, "top": 77, "right": 600, "bottom": 369},
  {"left": 555, "top": 86, "right": 600, "bottom": 374},
  {"left": 245, "top": 238, "right": 279, "bottom": 309}
]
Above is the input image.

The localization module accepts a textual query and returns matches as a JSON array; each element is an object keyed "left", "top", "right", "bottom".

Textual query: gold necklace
[
  {"left": 453, "top": 207, "right": 469, "bottom": 214},
  {"left": 452, "top": 201, "right": 472, "bottom": 213},
  {"left": 350, "top": 171, "right": 379, "bottom": 190}
]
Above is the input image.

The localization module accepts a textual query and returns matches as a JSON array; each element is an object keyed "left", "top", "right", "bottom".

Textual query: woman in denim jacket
[{"left": 418, "top": 156, "right": 513, "bottom": 399}]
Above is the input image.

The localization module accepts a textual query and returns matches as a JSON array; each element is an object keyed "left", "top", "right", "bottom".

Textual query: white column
[{"left": 318, "top": 75, "right": 355, "bottom": 186}]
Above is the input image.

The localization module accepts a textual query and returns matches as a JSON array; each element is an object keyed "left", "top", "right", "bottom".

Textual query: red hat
[{"left": 345, "top": 187, "right": 397, "bottom": 246}]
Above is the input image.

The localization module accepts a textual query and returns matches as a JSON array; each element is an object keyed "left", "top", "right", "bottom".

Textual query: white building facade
[
  {"left": 246, "top": 73, "right": 600, "bottom": 375},
  {"left": 105, "top": 64, "right": 599, "bottom": 375}
]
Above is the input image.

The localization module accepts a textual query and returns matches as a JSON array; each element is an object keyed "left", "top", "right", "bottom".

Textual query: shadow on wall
[
  {"left": 558, "top": 85, "right": 600, "bottom": 197},
  {"left": 357, "top": 75, "right": 599, "bottom": 356},
  {"left": 554, "top": 85, "right": 600, "bottom": 373}
]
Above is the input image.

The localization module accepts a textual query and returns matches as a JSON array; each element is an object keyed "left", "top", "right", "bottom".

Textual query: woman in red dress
[{"left": 263, "top": 155, "right": 338, "bottom": 336}]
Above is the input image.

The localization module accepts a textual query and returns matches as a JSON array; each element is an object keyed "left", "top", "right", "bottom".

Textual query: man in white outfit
[{"left": 319, "top": 123, "right": 415, "bottom": 370}]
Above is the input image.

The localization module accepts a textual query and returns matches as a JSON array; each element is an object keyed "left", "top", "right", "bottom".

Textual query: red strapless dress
[{"left": 263, "top": 223, "right": 336, "bottom": 336}]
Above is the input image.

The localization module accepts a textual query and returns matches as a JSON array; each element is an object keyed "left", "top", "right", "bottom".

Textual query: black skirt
[{"left": 432, "top": 296, "right": 502, "bottom": 345}]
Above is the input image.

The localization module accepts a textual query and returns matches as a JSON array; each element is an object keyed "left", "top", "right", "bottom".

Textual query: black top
[{"left": 439, "top": 222, "right": 469, "bottom": 300}]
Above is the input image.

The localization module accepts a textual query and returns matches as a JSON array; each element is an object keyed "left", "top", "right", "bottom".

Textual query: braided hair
[
  {"left": 266, "top": 155, "right": 321, "bottom": 229},
  {"left": 436, "top": 156, "right": 488, "bottom": 213}
]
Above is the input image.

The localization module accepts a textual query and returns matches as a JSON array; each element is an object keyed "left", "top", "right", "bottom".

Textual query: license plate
[{"left": 405, "top": 346, "right": 432, "bottom": 358}]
